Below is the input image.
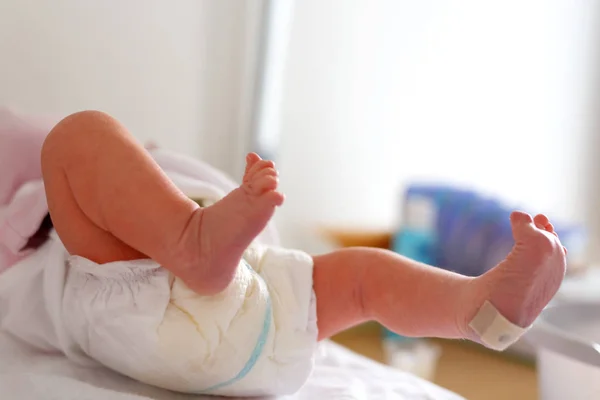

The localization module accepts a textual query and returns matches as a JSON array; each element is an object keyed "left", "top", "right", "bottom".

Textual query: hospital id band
[{"left": 468, "top": 300, "right": 530, "bottom": 351}]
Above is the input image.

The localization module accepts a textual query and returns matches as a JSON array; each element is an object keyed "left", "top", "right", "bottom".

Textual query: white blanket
[{"left": 0, "top": 331, "right": 464, "bottom": 400}]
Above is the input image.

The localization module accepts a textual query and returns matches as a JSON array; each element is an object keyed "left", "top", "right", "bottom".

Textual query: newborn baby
[{"left": 1, "top": 110, "right": 567, "bottom": 397}]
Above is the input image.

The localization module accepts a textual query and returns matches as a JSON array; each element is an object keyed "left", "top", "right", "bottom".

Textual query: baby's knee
[{"left": 41, "top": 110, "right": 122, "bottom": 169}]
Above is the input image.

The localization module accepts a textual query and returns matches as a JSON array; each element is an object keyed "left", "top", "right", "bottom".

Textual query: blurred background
[{"left": 1, "top": 1, "right": 600, "bottom": 399}]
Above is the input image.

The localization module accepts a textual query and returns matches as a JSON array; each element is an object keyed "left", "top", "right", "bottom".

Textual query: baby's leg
[
  {"left": 313, "top": 248, "right": 477, "bottom": 340},
  {"left": 42, "top": 111, "right": 283, "bottom": 295},
  {"left": 41, "top": 111, "right": 192, "bottom": 264},
  {"left": 313, "top": 211, "right": 567, "bottom": 343}
]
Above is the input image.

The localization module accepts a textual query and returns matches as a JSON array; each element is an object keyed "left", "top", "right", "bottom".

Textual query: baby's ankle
[
  {"left": 458, "top": 276, "right": 492, "bottom": 342},
  {"left": 164, "top": 208, "right": 206, "bottom": 280},
  {"left": 170, "top": 204, "right": 248, "bottom": 296}
]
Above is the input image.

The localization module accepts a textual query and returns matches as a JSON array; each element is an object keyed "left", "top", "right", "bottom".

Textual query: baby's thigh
[{"left": 41, "top": 117, "right": 143, "bottom": 263}]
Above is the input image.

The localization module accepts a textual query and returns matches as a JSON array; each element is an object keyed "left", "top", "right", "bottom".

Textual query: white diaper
[{"left": 0, "top": 235, "right": 318, "bottom": 397}]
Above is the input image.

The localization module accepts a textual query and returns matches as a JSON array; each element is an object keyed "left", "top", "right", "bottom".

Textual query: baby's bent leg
[
  {"left": 313, "top": 248, "right": 480, "bottom": 341},
  {"left": 41, "top": 111, "right": 200, "bottom": 270},
  {"left": 42, "top": 111, "right": 285, "bottom": 296}
]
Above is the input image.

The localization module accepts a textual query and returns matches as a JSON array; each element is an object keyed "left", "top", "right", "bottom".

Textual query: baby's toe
[
  {"left": 509, "top": 211, "right": 536, "bottom": 240},
  {"left": 244, "top": 153, "right": 262, "bottom": 175},
  {"left": 263, "top": 190, "right": 285, "bottom": 206},
  {"left": 252, "top": 167, "right": 278, "bottom": 184},
  {"left": 533, "top": 214, "right": 550, "bottom": 230},
  {"left": 534, "top": 215, "right": 558, "bottom": 236},
  {"left": 253, "top": 175, "right": 278, "bottom": 195},
  {"left": 244, "top": 159, "right": 275, "bottom": 182},
  {"left": 510, "top": 211, "right": 534, "bottom": 225},
  {"left": 259, "top": 166, "right": 278, "bottom": 177}
]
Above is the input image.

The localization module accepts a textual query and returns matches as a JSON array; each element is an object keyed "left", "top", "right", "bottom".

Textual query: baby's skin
[{"left": 41, "top": 110, "right": 567, "bottom": 344}]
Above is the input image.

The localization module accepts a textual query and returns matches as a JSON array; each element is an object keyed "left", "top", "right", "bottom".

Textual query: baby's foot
[
  {"left": 180, "top": 153, "right": 284, "bottom": 294},
  {"left": 476, "top": 211, "right": 567, "bottom": 328}
]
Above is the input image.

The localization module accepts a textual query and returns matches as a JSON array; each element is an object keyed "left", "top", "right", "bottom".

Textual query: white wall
[
  {"left": 275, "top": 0, "right": 600, "bottom": 252},
  {"left": 0, "top": 0, "right": 263, "bottom": 177}
]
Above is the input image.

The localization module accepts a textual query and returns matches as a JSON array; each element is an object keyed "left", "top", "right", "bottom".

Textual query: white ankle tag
[{"left": 468, "top": 301, "right": 530, "bottom": 351}]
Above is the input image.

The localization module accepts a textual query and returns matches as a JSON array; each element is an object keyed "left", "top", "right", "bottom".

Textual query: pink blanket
[{"left": 0, "top": 108, "right": 59, "bottom": 273}]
